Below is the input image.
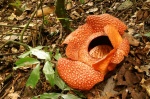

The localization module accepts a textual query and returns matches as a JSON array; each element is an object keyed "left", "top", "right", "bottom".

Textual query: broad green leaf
[
  {"left": 54, "top": 49, "right": 62, "bottom": 60},
  {"left": 43, "top": 61, "right": 55, "bottom": 86},
  {"left": 54, "top": 70, "right": 69, "bottom": 90},
  {"left": 61, "top": 94, "right": 81, "bottom": 99},
  {"left": 18, "top": 51, "right": 31, "bottom": 58},
  {"left": 26, "top": 64, "right": 40, "bottom": 88},
  {"left": 14, "top": 57, "right": 39, "bottom": 70},
  {"left": 31, "top": 49, "right": 50, "bottom": 60}
]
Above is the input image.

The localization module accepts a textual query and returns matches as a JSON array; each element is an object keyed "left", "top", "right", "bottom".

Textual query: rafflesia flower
[{"left": 57, "top": 14, "right": 130, "bottom": 90}]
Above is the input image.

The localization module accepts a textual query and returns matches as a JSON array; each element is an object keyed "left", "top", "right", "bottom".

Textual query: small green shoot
[
  {"left": 10, "top": 0, "right": 22, "bottom": 8},
  {"left": 43, "top": 16, "right": 50, "bottom": 25}
]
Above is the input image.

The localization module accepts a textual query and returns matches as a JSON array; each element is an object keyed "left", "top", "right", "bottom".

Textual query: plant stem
[
  {"left": 0, "top": 40, "right": 30, "bottom": 51},
  {"left": 20, "top": 1, "right": 42, "bottom": 42},
  {"left": 55, "top": 0, "right": 70, "bottom": 33}
]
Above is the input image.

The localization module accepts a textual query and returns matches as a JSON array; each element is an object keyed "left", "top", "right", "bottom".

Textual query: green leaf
[
  {"left": 54, "top": 70, "right": 70, "bottom": 90},
  {"left": 14, "top": 57, "right": 39, "bottom": 70},
  {"left": 73, "top": 90, "right": 86, "bottom": 98},
  {"left": 40, "top": 93, "right": 60, "bottom": 99},
  {"left": 10, "top": 0, "right": 21, "bottom": 8},
  {"left": 26, "top": 64, "right": 40, "bottom": 88},
  {"left": 34, "top": 46, "right": 43, "bottom": 50},
  {"left": 31, "top": 48, "right": 50, "bottom": 61},
  {"left": 32, "top": 96, "right": 38, "bottom": 99},
  {"left": 54, "top": 49, "right": 62, "bottom": 60},
  {"left": 79, "top": 0, "right": 85, "bottom": 4},
  {"left": 61, "top": 94, "right": 81, "bottom": 99},
  {"left": 144, "top": 32, "right": 150, "bottom": 37},
  {"left": 18, "top": 51, "right": 31, "bottom": 58},
  {"left": 43, "top": 61, "right": 55, "bottom": 86}
]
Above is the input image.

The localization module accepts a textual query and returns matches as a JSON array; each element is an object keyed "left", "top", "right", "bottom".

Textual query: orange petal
[
  {"left": 104, "top": 25, "right": 123, "bottom": 48},
  {"left": 92, "top": 49, "right": 117, "bottom": 75},
  {"left": 57, "top": 58, "right": 104, "bottom": 90},
  {"left": 107, "top": 63, "right": 117, "bottom": 71},
  {"left": 86, "top": 14, "right": 127, "bottom": 35},
  {"left": 111, "top": 38, "right": 130, "bottom": 64},
  {"left": 62, "top": 23, "right": 93, "bottom": 44},
  {"left": 64, "top": 24, "right": 94, "bottom": 60}
]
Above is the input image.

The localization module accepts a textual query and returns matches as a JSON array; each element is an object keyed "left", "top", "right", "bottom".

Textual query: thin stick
[
  {"left": 20, "top": 1, "right": 42, "bottom": 42},
  {"left": 0, "top": 40, "right": 30, "bottom": 51}
]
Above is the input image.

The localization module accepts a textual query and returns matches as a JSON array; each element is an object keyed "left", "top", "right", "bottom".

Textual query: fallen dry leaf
[
  {"left": 117, "top": 0, "right": 133, "bottom": 11},
  {"left": 8, "top": 92, "right": 20, "bottom": 99},
  {"left": 134, "top": 64, "right": 150, "bottom": 76},
  {"left": 36, "top": 6, "right": 55, "bottom": 17},
  {"left": 141, "top": 78, "right": 150, "bottom": 96},
  {"left": 123, "top": 33, "right": 140, "bottom": 46},
  {"left": 100, "top": 76, "right": 118, "bottom": 99}
]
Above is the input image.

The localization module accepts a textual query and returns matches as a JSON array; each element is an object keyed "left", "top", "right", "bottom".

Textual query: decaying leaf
[
  {"left": 141, "top": 78, "right": 150, "bottom": 96},
  {"left": 66, "top": 0, "right": 73, "bottom": 10},
  {"left": 8, "top": 92, "right": 20, "bottom": 99},
  {"left": 70, "top": 10, "right": 80, "bottom": 19},
  {"left": 8, "top": 13, "right": 17, "bottom": 20},
  {"left": 36, "top": 6, "right": 55, "bottom": 17},
  {"left": 117, "top": 0, "right": 133, "bottom": 11},
  {"left": 123, "top": 33, "right": 140, "bottom": 46},
  {"left": 134, "top": 64, "right": 150, "bottom": 76},
  {"left": 100, "top": 76, "right": 118, "bottom": 99},
  {"left": 86, "top": 7, "right": 98, "bottom": 14}
]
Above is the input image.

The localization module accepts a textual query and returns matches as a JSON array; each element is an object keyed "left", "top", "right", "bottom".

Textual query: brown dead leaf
[
  {"left": 117, "top": 0, "right": 133, "bottom": 11},
  {"left": 141, "top": 78, "right": 150, "bottom": 96},
  {"left": 123, "top": 33, "right": 140, "bottom": 46},
  {"left": 36, "top": 6, "right": 55, "bottom": 17},
  {"left": 136, "top": 9, "right": 144, "bottom": 21},
  {"left": 8, "top": 92, "right": 20, "bottom": 99},
  {"left": 135, "top": 64, "right": 150, "bottom": 76},
  {"left": 100, "top": 76, "right": 118, "bottom": 99},
  {"left": 86, "top": 88, "right": 101, "bottom": 99},
  {"left": 66, "top": 0, "right": 73, "bottom": 10},
  {"left": 70, "top": 10, "right": 80, "bottom": 19},
  {"left": 125, "top": 70, "right": 141, "bottom": 85}
]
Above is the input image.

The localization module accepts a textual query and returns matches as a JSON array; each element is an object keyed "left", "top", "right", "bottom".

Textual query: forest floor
[{"left": 0, "top": 0, "right": 150, "bottom": 99}]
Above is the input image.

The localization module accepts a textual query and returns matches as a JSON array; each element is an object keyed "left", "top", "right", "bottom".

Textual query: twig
[
  {"left": 0, "top": 52, "right": 21, "bottom": 57},
  {"left": 0, "top": 40, "right": 30, "bottom": 51},
  {"left": 20, "top": 1, "right": 42, "bottom": 42},
  {"left": 0, "top": 24, "right": 34, "bottom": 29}
]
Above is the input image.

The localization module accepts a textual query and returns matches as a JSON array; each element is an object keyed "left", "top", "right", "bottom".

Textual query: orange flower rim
[{"left": 57, "top": 14, "right": 130, "bottom": 90}]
